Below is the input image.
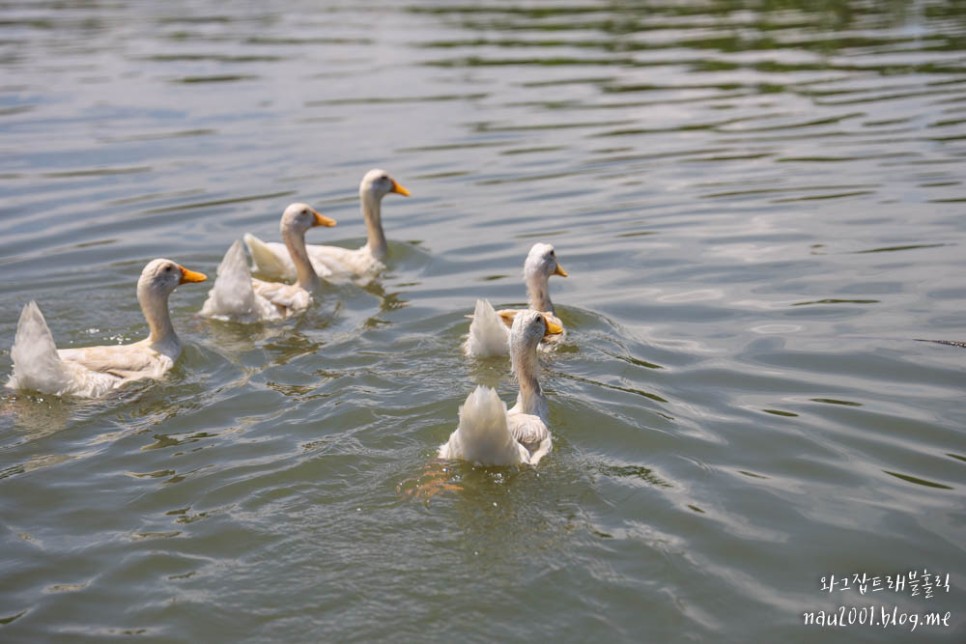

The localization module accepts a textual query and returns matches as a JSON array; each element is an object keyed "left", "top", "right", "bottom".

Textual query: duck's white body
[
  {"left": 244, "top": 169, "right": 409, "bottom": 284},
  {"left": 200, "top": 204, "right": 336, "bottom": 322},
  {"left": 440, "top": 311, "right": 561, "bottom": 466},
  {"left": 463, "top": 243, "right": 568, "bottom": 358},
  {"left": 6, "top": 259, "right": 207, "bottom": 398}
]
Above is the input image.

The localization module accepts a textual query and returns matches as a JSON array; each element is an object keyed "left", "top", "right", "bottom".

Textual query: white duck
[
  {"left": 439, "top": 310, "right": 562, "bottom": 466},
  {"left": 463, "top": 242, "right": 568, "bottom": 358},
  {"left": 6, "top": 259, "right": 207, "bottom": 398},
  {"left": 243, "top": 169, "right": 410, "bottom": 283},
  {"left": 200, "top": 203, "right": 336, "bottom": 322}
]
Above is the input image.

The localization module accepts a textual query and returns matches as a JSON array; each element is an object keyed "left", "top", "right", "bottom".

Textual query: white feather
[
  {"left": 438, "top": 386, "right": 530, "bottom": 466},
  {"left": 200, "top": 240, "right": 280, "bottom": 322},
  {"left": 462, "top": 299, "right": 510, "bottom": 358},
  {"left": 7, "top": 301, "right": 112, "bottom": 397}
]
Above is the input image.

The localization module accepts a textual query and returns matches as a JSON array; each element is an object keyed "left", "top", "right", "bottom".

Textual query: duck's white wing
[
  {"left": 251, "top": 279, "right": 311, "bottom": 319},
  {"left": 58, "top": 342, "right": 170, "bottom": 378},
  {"left": 507, "top": 410, "right": 552, "bottom": 466},
  {"left": 438, "top": 386, "right": 529, "bottom": 466},
  {"left": 245, "top": 234, "right": 371, "bottom": 281},
  {"left": 306, "top": 244, "right": 381, "bottom": 283},
  {"left": 6, "top": 301, "right": 124, "bottom": 398},
  {"left": 243, "top": 233, "right": 297, "bottom": 282},
  {"left": 243, "top": 234, "right": 381, "bottom": 284},
  {"left": 463, "top": 299, "right": 511, "bottom": 358}
]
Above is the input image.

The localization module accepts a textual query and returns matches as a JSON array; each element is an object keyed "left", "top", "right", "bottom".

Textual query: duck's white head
[
  {"left": 509, "top": 309, "right": 564, "bottom": 354},
  {"left": 524, "top": 243, "right": 567, "bottom": 281},
  {"left": 138, "top": 258, "right": 207, "bottom": 297},
  {"left": 138, "top": 259, "right": 206, "bottom": 344},
  {"left": 523, "top": 243, "right": 567, "bottom": 312},
  {"left": 360, "top": 168, "right": 411, "bottom": 201},
  {"left": 279, "top": 202, "right": 337, "bottom": 236}
]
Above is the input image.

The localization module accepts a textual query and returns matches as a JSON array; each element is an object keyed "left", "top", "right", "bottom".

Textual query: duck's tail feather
[
  {"left": 462, "top": 299, "right": 510, "bottom": 358},
  {"left": 7, "top": 301, "right": 74, "bottom": 395},
  {"left": 200, "top": 240, "right": 258, "bottom": 321},
  {"left": 243, "top": 233, "right": 294, "bottom": 281},
  {"left": 438, "top": 386, "right": 528, "bottom": 466}
]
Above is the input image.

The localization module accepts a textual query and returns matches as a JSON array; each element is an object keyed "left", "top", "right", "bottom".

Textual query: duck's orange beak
[
  {"left": 179, "top": 266, "right": 208, "bottom": 284},
  {"left": 497, "top": 309, "right": 518, "bottom": 329},
  {"left": 542, "top": 315, "right": 564, "bottom": 335},
  {"left": 312, "top": 210, "right": 337, "bottom": 227},
  {"left": 391, "top": 179, "right": 411, "bottom": 197},
  {"left": 554, "top": 263, "right": 568, "bottom": 278}
]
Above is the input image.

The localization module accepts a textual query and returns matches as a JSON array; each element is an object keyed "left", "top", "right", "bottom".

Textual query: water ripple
[{"left": 1, "top": 1, "right": 965, "bottom": 641}]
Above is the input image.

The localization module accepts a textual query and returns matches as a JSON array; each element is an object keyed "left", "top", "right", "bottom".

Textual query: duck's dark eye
[{"left": 164, "top": 265, "right": 173, "bottom": 272}]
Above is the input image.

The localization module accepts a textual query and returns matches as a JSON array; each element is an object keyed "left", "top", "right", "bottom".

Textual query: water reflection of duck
[
  {"left": 6, "top": 259, "right": 207, "bottom": 398},
  {"left": 463, "top": 242, "right": 568, "bottom": 358},
  {"left": 244, "top": 169, "right": 410, "bottom": 284},
  {"left": 201, "top": 203, "right": 336, "bottom": 322},
  {"left": 440, "top": 310, "right": 562, "bottom": 466}
]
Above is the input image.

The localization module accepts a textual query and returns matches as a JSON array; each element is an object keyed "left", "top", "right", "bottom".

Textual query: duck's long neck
[
  {"left": 284, "top": 227, "right": 321, "bottom": 291},
  {"left": 526, "top": 272, "right": 553, "bottom": 313},
  {"left": 512, "top": 341, "right": 548, "bottom": 420},
  {"left": 361, "top": 190, "right": 387, "bottom": 259},
  {"left": 139, "top": 287, "right": 178, "bottom": 353}
]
